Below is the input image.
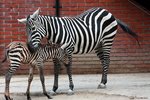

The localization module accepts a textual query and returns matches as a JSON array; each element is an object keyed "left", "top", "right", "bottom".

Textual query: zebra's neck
[
  {"left": 37, "top": 15, "right": 74, "bottom": 45},
  {"left": 37, "top": 15, "right": 59, "bottom": 43}
]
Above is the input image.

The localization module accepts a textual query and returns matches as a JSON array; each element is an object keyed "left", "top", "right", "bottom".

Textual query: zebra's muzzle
[{"left": 27, "top": 42, "right": 39, "bottom": 53}]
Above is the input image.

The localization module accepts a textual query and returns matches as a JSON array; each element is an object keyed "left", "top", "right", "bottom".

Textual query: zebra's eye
[
  {"left": 31, "top": 18, "right": 34, "bottom": 20},
  {"left": 32, "top": 27, "right": 35, "bottom": 30}
]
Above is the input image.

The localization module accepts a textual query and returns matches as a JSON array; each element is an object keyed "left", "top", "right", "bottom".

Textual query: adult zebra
[
  {"left": 18, "top": 7, "right": 139, "bottom": 93},
  {"left": 1, "top": 41, "right": 69, "bottom": 100}
]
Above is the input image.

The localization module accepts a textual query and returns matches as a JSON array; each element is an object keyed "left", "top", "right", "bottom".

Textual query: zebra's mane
[
  {"left": 37, "top": 8, "right": 103, "bottom": 20},
  {"left": 76, "top": 7, "right": 102, "bottom": 19},
  {"left": 6, "top": 41, "right": 27, "bottom": 50}
]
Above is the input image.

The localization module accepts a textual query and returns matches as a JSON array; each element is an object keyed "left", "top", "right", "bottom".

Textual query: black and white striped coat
[
  {"left": 18, "top": 7, "right": 139, "bottom": 94},
  {"left": 1, "top": 41, "right": 69, "bottom": 100}
]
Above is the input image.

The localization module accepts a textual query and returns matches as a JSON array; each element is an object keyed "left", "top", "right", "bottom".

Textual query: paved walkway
[{"left": 0, "top": 73, "right": 150, "bottom": 100}]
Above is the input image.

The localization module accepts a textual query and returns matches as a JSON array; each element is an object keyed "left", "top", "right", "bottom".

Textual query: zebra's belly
[
  {"left": 73, "top": 43, "right": 97, "bottom": 54},
  {"left": 21, "top": 61, "right": 30, "bottom": 64}
]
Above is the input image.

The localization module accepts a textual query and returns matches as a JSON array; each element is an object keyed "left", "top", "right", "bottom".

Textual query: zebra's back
[
  {"left": 39, "top": 8, "right": 117, "bottom": 54},
  {"left": 5, "top": 41, "right": 67, "bottom": 66},
  {"left": 6, "top": 41, "right": 31, "bottom": 64},
  {"left": 57, "top": 8, "right": 118, "bottom": 54}
]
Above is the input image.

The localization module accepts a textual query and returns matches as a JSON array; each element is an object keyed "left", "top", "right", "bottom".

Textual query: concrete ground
[{"left": 0, "top": 73, "right": 150, "bottom": 100}]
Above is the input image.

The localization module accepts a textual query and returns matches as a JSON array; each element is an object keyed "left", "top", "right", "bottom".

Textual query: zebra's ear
[
  {"left": 61, "top": 43, "right": 68, "bottom": 50},
  {"left": 31, "top": 7, "right": 40, "bottom": 19},
  {"left": 17, "top": 18, "right": 27, "bottom": 23}
]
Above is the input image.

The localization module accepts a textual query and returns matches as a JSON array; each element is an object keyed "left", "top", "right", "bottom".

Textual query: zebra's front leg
[
  {"left": 51, "top": 59, "right": 61, "bottom": 94},
  {"left": 26, "top": 66, "right": 35, "bottom": 100},
  {"left": 38, "top": 65, "right": 52, "bottom": 99},
  {"left": 65, "top": 63, "right": 74, "bottom": 95},
  {"left": 63, "top": 47, "right": 74, "bottom": 95}
]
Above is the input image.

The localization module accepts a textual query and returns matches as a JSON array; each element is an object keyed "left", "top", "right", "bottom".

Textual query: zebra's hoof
[
  {"left": 97, "top": 83, "right": 106, "bottom": 89},
  {"left": 43, "top": 92, "right": 52, "bottom": 99},
  {"left": 50, "top": 90, "right": 57, "bottom": 96},
  {"left": 67, "top": 89, "right": 74, "bottom": 95},
  {"left": 5, "top": 95, "right": 13, "bottom": 100}
]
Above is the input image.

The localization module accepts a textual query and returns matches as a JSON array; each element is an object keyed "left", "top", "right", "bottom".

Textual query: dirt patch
[{"left": 0, "top": 90, "right": 132, "bottom": 100}]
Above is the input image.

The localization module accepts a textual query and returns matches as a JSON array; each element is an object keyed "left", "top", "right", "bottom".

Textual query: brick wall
[{"left": 0, "top": 0, "right": 150, "bottom": 75}]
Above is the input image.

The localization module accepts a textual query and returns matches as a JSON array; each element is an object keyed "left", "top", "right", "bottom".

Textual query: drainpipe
[{"left": 53, "top": 0, "right": 62, "bottom": 17}]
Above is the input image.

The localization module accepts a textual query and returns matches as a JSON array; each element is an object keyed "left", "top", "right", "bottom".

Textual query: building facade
[{"left": 0, "top": 0, "right": 150, "bottom": 75}]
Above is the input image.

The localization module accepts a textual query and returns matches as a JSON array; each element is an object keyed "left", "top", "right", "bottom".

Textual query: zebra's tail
[
  {"left": 116, "top": 19, "right": 140, "bottom": 46},
  {"left": 0, "top": 49, "right": 9, "bottom": 68}
]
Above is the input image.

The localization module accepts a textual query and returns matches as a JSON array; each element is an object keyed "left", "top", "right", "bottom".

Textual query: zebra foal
[{"left": 1, "top": 41, "right": 69, "bottom": 100}]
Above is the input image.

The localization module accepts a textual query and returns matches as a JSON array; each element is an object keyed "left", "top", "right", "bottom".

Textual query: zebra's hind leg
[
  {"left": 95, "top": 43, "right": 111, "bottom": 89},
  {"left": 5, "top": 65, "right": 20, "bottom": 100},
  {"left": 38, "top": 64, "right": 52, "bottom": 99},
  {"left": 26, "top": 66, "right": 35, "bottom": 100},
  {"left": 98, "top": 57, "right": 110, "bottom": 89},
  {"left": 5, "top": 72, "right": 13, "bottom": 100}
]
